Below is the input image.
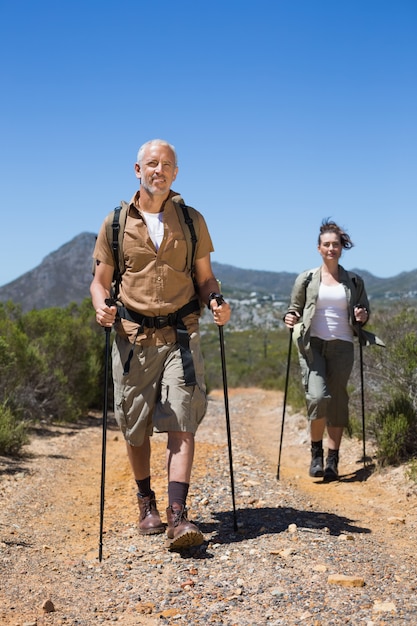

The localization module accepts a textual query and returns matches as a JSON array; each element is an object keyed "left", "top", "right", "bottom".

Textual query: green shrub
[
  {"left": 0, "top": 402, "right": 28, "bottom": 456},
  {"left": 370, "top": 394, "right": 417, "bottom": 466},
  {"left": 19, "top": 300, "right": 104, "bottom": 422},
  {"left": 0, "top": 299, "right": 104, "bottom": 425},
  {"left": 406, "top": 458, "right": 417, "bottom": 483}
]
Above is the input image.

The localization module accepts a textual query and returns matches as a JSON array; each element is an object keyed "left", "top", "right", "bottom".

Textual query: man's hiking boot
[
  {"left": 166, "top": 503, "right": 204, "bottom": 550},
  {"left": 309, "top": 442, "right": 324, "bottom": 478},
  {"left": 137, "top": 492, "right": 165, "bottom": 535},
  {"left": 323, "top": 451, "right": 339, "bottom": 482}
]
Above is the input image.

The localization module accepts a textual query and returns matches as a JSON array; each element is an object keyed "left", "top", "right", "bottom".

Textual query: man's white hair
[{"left": 136, "top": 139, "right": 178, "bottom": 167}]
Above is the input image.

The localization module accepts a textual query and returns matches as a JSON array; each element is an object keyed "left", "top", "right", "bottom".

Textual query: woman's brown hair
[{"left": 318, "top": 219, "right": 354, "bottom": 250}]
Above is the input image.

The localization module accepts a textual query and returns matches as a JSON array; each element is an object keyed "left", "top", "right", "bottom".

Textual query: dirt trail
[
  {"left": 1, "top": 387, "right": 417, "bottom": 625},
  {"left": 227, "top": 388, "right": 417, "bottom": 555}
]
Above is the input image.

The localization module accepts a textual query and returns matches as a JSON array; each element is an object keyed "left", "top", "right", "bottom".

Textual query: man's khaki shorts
[{"left": 112, "top": 332, "right": 207, "bottom": 446}]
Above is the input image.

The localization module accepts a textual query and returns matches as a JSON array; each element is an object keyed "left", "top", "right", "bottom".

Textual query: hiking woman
[{"left": 284, "top": 219, "right": 370, "bottom": 481}]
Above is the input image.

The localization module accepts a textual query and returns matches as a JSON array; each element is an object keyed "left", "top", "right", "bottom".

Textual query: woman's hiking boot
[
  {"left": 309, "top": 441, "right": 324, "bottom": 477},
  {"left": 166, "top": 503, "right": 204, "bottom": 550},
  {"left": 323, "top": 449, "right": 339, "bottom": 482},
  {"left": 137, "top": 492, "right": 165, "bottom": 535}
]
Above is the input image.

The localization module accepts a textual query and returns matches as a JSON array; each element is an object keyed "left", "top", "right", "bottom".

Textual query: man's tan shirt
[{"left": 93, "top": 191, "right": 214, "bottom": 345}]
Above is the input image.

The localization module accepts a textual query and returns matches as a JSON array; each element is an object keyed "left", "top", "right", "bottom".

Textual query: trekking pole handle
[
  {"left": 208, "top": 293, "right": 226, "bottom": 330},
  {"left": 208, "top": 292, "right": 225, "bottom": 309},
  {"left": 103, "top": 298, "right": 117, "bottom": 335}
]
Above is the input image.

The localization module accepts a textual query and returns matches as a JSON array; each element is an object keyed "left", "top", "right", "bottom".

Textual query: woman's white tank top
[{"left": 310, "top": 282, "right": 353, "bottom": 342}]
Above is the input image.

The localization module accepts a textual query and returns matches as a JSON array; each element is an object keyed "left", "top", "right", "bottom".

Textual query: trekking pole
[
  {"left": 214, "top": 294, "right": 238, "bottom": 532},
  {"left": 276, "top": 328, "right": 293, "bottom": 480},
  {"left": 358, "top": 339, "right": 367, "bottom": 469},
  {"left": 354, "top": 312, "right": 368, "bottom": 470},
  {"left": 99, "top": 299, "right": 115, "bottom": 562}
]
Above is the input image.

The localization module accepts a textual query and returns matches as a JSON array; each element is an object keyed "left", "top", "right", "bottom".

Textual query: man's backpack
[{"left": 102, "top": 194, "right": 199, "bottom": 300}]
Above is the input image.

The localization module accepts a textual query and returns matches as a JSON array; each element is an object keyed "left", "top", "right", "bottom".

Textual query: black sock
[
  {"left": 136, "top": 476, "right": 152, "bottom": 498},
  {"left": 168, "top": 481, "right": 189, "bottom": 508},
  {"left": 311, "top": 440, "right": 323, "bottom": 454},
  {"left": 327, "top": 449, "right": 339, "bottom": 461}
]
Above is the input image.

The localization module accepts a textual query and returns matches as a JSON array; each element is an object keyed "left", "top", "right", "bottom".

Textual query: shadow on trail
[
  {"left": 200, "top": 505, "right": 371, "bottom": 545},
  {"left": 26, "top": 412, "right": 120, "bottom": 439},
  {"left": 338, "top": 461, "right": 376, "bottom": 483},
  {"left": 0, "top": 414, "right": 120, "bottom": 477},
  {"left": 0, "top": 454, "right": 73, "bottom": 478}
]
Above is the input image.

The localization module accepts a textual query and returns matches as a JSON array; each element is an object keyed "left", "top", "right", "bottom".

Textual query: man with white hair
[{"left": 91, "top": 139, "right": 231, "bottom": 550}]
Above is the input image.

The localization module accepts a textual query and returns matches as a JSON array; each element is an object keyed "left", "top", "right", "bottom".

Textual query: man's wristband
[{"left": 208, "top": 292, "right": 224, "bottom": 309}]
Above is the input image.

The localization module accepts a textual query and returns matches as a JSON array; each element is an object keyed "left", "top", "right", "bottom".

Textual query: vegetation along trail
[{"left": 1, "top": 388, "right": 417, "bottom": 625}]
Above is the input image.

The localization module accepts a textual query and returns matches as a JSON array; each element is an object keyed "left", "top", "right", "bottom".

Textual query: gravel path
[{"left": 1, "top": 388, "right": 417, "bottom": 625}]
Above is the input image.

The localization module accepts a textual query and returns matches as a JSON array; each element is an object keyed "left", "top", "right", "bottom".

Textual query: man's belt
[
  {"left": 117, "top": 299, "right": 201, "bottom": 386},
  {"left": 117, "top": 299, "right": 200, "bottom": 329}
]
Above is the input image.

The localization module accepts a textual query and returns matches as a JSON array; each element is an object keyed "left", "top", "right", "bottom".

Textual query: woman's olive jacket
[{"left": 286, "top": 265, "right": 381, "bottom": 363}]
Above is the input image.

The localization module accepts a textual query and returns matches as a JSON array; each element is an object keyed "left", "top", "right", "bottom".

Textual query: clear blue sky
[{"left": 1, "top": 0, "right": 416, "bottom": 286}]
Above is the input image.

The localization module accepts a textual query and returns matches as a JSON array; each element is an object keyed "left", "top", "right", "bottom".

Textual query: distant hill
[
  {"left": 211, "top": 262, "right": 297, "bottom": 300},
  {"left": 0, "top": 233, "right": 97, "bottom": 312},
  {"left": 0, "top": 232, "right": 416, "bottom": 312}
]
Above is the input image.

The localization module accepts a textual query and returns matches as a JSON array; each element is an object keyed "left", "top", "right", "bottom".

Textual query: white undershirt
[
  {"left": 310, "top": 283, "right": 353, "bottom": 343},
  {"left": 142, "top": 211, "right": 164, "bottom": 250}
]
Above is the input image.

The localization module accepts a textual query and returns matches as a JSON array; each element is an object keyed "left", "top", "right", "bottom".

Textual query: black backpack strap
[
  {"left": 179, "top": 202, "right": 197, "bottom": 273},
  {"left": 303, "top": 271, "right": 313, "bottom": 289},
  {"left": 110, "top": 206, "right": 122, "bottom": 270},
  {"left": 176, "top": 319, "right": 196, "bottom": 386},
  {"left": 172, "top": 195, "right": 199, "bottom": 281},
  {"left": 105, "top": 202, "right": 129, "bottom": 300}
]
